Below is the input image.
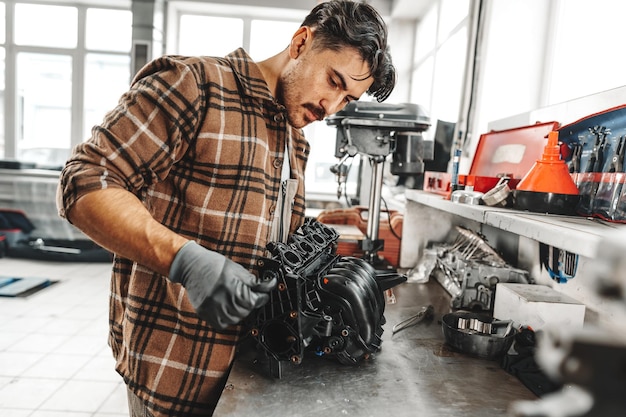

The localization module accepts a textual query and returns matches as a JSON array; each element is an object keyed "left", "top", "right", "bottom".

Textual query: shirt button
[
  {"left": 274, "top": 113, "right": 284, "bottom": 123},
  {"left": 269, "top": 205, "right": 276, "bottom": 215},
  {"left": 273, "top": 158, "right": 283, "bottom": 169}
]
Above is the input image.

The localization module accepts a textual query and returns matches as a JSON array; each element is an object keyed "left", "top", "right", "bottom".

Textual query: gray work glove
[{"left": 169, "top": 241, "right": 276, "bottom": 329}]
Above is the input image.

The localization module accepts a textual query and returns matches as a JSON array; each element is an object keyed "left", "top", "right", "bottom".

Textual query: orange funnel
[{"left": 516, "top": 131, "right": 579, "bottom": 195}]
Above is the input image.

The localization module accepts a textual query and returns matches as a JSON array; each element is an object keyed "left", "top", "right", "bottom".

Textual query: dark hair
[{"left": 301, "top": 0, "right": 396, "bottom": 102}]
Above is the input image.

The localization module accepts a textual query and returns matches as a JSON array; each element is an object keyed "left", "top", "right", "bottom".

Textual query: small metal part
[
  {"left": 384, "top": 288, "right": 396, "bottom": 304},
  {"left": 455, "top": 317, "right": 514, "bottom": 337},
  {"left": 457, "top": 317, "right": 468, "bottom": 330},
  {"left": 434, "top": 227, "right": 530, "bottom": 311},
  {"left": 330, "top": 154, "right": 350, "bottom": 199},
  {"left": 392, "top": 304, "right": 434, "bottom": 335},
  {"left": 469, "top": 318, "right": 491, "bottom": 334}
]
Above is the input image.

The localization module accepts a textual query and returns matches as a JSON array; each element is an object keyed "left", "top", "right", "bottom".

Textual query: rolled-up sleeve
[{"left": 57, "top": 56, "right": 206, "bottom": 220}]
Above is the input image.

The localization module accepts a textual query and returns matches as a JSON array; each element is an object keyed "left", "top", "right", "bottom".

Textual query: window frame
[
  {"left": 1, "top": 0, "right": 131, "bottom": 160},
  {"left": 165, "top": 1, "right": 306, "bottom": 57}
]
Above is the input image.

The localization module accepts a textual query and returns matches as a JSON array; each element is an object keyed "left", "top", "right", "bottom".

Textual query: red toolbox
[
  {"left": 423, "top": 121, "right": 561, "bottom": 196},
  {"left": 463, "top": 121, "right": 560, "bottom": 192},
  {"left": 317, "top": 206, "right": 403, "bottom": 267}
]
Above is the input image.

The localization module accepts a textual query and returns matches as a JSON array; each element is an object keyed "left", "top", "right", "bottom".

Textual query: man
[{"left": 57, "top": 1, "right": 396, "bottom": 415}]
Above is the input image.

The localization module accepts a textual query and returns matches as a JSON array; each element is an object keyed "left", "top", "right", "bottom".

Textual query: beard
[{"left": 276, "top": 65, "right": 325, "bottom": 129}]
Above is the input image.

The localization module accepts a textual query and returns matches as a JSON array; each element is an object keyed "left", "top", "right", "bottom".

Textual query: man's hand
[{"left": 169, "top": 241, "right": 276, "bottom": 329}]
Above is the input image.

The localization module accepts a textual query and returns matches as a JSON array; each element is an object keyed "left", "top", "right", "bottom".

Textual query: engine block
[{"left": 249, "top": 218, "right": 404, "bottom": 378}]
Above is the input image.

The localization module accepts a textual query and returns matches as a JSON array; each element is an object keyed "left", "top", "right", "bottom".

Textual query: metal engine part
[
  {"left": 432, "top": 227, "right": 531, "bottom": 311},
  {"left": 450, "top": 260, "right": 530, "bottom": 310},
  {"left": 250, "top": 218, "right": 406, "bottom": 378}
]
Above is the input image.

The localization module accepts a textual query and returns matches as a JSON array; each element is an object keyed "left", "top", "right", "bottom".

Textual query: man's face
[{"left": 277, "top": 31, "right": 374, "bottom": 129}]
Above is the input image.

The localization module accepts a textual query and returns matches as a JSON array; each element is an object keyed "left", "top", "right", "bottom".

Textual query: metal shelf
[{"left": 405, "top": 190, "right": 623, "bottom": 259}]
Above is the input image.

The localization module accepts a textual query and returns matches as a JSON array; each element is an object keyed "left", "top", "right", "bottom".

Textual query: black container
[
  {"left": 442, "top": 311, "right": 517, "bottom": 360},
  {"left": 512, "top": 190, "right": 581, "bottom": 215}
]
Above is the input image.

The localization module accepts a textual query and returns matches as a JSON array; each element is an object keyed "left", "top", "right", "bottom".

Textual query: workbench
[
  {"left": 399, "top": 190, "right": 626, "bottom": 329},
  {"left": 214, "top": 279, "right": 537, "bottom": 416}
]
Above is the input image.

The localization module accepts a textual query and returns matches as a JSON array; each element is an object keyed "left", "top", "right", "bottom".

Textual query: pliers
[
  {"left": 608, "top": 136, "right": 625, "bottom": 173},
  {"left": 569, "top": 143, "right": 582, "bottom": 173},
  {"left": 587, "top": 126, "right": 610, "bottom": 172}
]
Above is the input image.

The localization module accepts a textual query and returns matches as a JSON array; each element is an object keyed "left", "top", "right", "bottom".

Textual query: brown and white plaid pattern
[{"left": 58, "top": 49, "right": 309, "bottom": 416}]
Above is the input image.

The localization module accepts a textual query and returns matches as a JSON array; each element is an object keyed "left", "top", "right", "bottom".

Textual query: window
[
  {"left": 414, "top": 6, "right": 437, "bottom": 64},
  {"left": 178, "top": 15, "right": 244, "bottom": 56},
  {"left": 0, "top": 2, "right": 131, "bottom": 161},
  {"left": 15, "top": 3, "right": 77, "bottom": 48},
  {"left": 429, "top": 27, "right": 467, "bottom": 123},
  {"left": 249, "top": 20, "right": 299, "bottom": 61},
  {"left": 410, "top": 56, "right": 434, "bottom": 111},
  {"left": 409, "top": 0, "right": 470, "bottom": 125},
  {"left": 84, "top": 8, "right": 132, "bottom": 140},
  {"left": 548, "top": 0, "right": 626, "bottom": 104},
  {"left": 86, "top": 8, "right": 132, "bottom": 52},
  {"left": 83, "top": 53, "right": 131, "bottom": 140},
  {"left": 17, "top": 53, "right": 72, "bottom": 151}
]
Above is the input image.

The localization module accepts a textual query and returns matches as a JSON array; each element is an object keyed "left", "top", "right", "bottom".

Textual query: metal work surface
[{"left": 215, "top": 280, "right": 536, "bottom": 416}]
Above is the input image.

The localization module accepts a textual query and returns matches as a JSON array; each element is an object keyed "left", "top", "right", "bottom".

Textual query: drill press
[{"left": 326, "top": 101, "right": 430, "bottom": 270}]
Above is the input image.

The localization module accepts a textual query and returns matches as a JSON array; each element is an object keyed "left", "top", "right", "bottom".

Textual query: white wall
[{"left": 386, "top": 19, "right": 417, "bottom": 104}]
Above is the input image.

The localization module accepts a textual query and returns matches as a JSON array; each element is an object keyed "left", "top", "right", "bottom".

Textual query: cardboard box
[
  {"left": 317, "top": 206, "right": 403, "bottom": 267},
  {"left": 493, "top": 283, "right": 585, "bottom": 330}
]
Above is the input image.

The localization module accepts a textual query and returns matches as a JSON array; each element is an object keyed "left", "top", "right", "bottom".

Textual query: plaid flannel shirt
[{"left": 57, "top": 48, "right": 309, "bottom": 416}]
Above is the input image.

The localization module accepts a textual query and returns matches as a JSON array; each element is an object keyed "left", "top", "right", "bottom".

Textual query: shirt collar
[{"left": 225, "top": 48, "right": 276, "bottom": 104}]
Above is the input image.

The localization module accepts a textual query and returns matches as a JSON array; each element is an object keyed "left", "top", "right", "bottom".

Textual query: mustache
[{"left": 303, "top": 103, "right": 326, "bottom": 121}]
